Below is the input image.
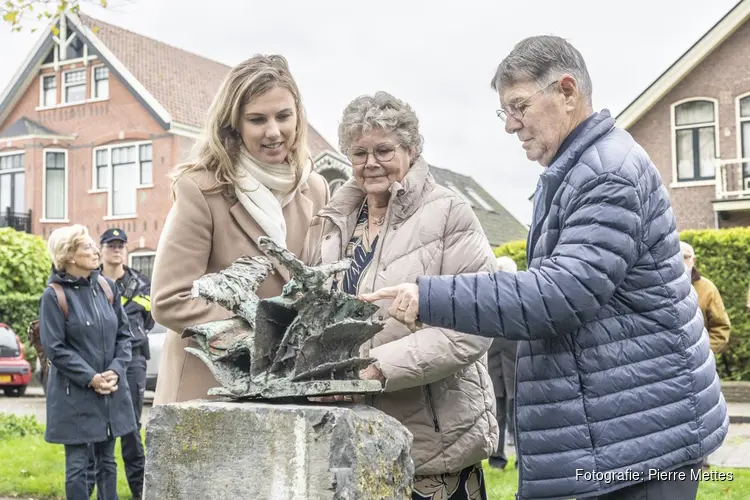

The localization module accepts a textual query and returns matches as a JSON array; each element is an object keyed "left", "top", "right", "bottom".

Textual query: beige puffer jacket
[{"left": 303, "top": 158, "right": 499, "bottom": 475}]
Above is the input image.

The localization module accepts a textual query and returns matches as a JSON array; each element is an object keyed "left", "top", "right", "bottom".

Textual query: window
[
  {"left": 112, "top": 146, "right": 137, "bottom": 216},
  {"left": 0, "top": 154, "right": 25, "bottom": 215},
  {"left": 444, "top": 181, "right": 475, "bottom": 207},
  {"left": 740, "top": 95, "right": 750, "bottom": 185},
  {"left": 63, "top": 69, "right": 86, "bottom": 104},
  {"left": 93, "top": 142, "right": 153, "bottom": 217},
  {"left": 43, "top": 151, "right": 67, "bottom": 220},
  {"left": 130, "top": 252, "right": 156, "bottom": 279},
  {"left": 464, "top": 186, "right": 494, "bottom": 211},
  {"left": 95, "top": 149, "right": 108, "bottom": 190},
  {"left": 673, "top": 100, "right": 717, "bottom": 182},
  {"left": 93, "top": 66, "right": 109, "bottom": 99},
  {"left": 139, "top": 144, "right": 152, "bottom": 185},
  {"left": 328, "top": 178, "right": 346, "bottom": 196},
  {"left": 41, "top": 75, "right": 56, "bottom": 107},
  {"left": 65, "top": 35, "right": 84, "bottom": 60}
]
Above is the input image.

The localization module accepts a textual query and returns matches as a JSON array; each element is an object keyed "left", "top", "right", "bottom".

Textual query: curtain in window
[
  {"left": 45, "top": 152, "right": 65, "bottom": 219},
  {"left": 112, "top": 146, "right": 136, "bottom": 216},
  {"left": 675, "top": 101, "right": 715, "bottom": 125}
]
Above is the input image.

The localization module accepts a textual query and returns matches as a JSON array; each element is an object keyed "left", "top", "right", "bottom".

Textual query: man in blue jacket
[{"left": 361, "top": 35, "right": 728, "bottom": 500}]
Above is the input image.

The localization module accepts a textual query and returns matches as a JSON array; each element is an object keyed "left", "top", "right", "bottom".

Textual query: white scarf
[{"left": 234, "top": 146, "right": 312, "bottom": 248}]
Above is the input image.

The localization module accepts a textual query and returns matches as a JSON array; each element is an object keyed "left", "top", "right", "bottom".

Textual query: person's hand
[
  {"left": 101, "top": 370, "right": 119, "bottom": 393},
  {"left": 359, "top": 283, "right": 421, "bottom": 332},
  {"left": 89, "top": 373, "right": 116, "bottom": 395},
  {"left": 359, "top": 364, "right": 385, "bottom": 385}
]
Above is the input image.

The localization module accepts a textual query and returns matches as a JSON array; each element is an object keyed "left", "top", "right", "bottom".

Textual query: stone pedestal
[{"left": 144, "top": 401, "right": 414, "bottom": 500}]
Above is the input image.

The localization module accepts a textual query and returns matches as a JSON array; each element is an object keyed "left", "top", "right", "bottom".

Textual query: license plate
[{"left": 0, "top": 375, "right": 11, "bottom": 383}]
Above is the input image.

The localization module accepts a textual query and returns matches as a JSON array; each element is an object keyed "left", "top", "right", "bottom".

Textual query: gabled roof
[
  {"left": 0, "top": 12, "right": 337, "bottom": 155},
  {"left": 616, "top": 0, "right": 750, "bottom": 129},
  {"left": 430, "top": 165, "right": 528, "bottom": 247},
  {"left": 0, "top": 117, "right": 61, "bottom": 139}
]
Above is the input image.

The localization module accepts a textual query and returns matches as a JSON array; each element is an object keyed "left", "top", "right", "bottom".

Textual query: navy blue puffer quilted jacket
[{"left": 416, "top": 110, "right": 728, "bottom": 499}]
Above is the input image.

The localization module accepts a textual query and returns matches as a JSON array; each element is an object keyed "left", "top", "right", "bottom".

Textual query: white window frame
[
  {"left": 129, "top": 250, "right": 157, "bottom": 276},
  {"left": 90, "top": 64, "right": 110, "bottom": 101},
  {"left": 736, "top": 92, "right": 750, "bottom": 191},
  {"left": 669, "top": 97, "right": 720, "bottom": 188},
  {"left": 464, "top": 186, "right": 494, "bottom": 211},
  {"left": 0, "top": 150, "right": 25, "bottom": 214},
  {"left": 62, "top": 68, "right": 87, "bottom": 105},
  {"left": 38, "top": 74, "right": 57, "bottom": 109},
  {"left": 41, "top": 148, "right": 69, "bottom": 223},
  {"left": 444, "top": 181, "right": 475, "bottom": 207},
  {"left": 90, "top": 141, "right": 153, "bottom": 219}
]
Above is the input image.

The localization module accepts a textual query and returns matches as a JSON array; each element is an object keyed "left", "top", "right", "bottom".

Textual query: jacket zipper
[
  {"left": 92, "top": 283, "right": 112, "bottom": 438},
  {"left": 66, "top": 378, "right": 70, "bottom": 396},
  {"left": 424, "top": 385, "right": 441, "bottom": 432}
]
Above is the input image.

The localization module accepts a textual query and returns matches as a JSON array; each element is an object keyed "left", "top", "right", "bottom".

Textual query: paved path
[{"left": 2, "top": 391, "right": 749, "bottom": 469}]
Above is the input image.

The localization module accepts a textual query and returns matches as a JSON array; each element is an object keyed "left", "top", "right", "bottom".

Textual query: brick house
[
  {"left": 0, "top": 13, "right": 526, "bottom": 277},
  {"left": 616, "top": 0, "right": 750, "bottom": 231}
]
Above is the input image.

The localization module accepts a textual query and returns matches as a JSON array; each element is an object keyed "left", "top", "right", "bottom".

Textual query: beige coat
[
  {"left": 151, "top": 167, "right": 329, "bottom": 405},
  {"left": 303, "top": 158, "right": 499, "bottom": 475}
]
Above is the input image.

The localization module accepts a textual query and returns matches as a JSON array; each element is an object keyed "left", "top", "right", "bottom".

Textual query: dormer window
[{"left": 63, "top": 69, "right": 86, "bottom": 104}]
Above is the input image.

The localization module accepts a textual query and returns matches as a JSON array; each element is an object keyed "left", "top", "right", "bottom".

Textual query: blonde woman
[
  {"left": 151, "top": 55, "right": 329, "bottom": 404},
  {"left": 39, "top": 225, "right": 135, "bottom": 500}
]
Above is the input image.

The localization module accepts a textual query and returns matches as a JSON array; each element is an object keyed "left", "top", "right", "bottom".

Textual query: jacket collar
[
  {"left": 49, "top": 268, "right": 101, "bottom": 286},
  {"left": 527, "top": 109, "right": 616, "bottom": 263},
  {"left": 318, "top": 156, "right": 435, "bottom": 228}
]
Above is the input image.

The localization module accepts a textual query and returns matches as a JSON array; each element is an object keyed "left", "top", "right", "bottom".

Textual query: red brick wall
[
  {"left": 627, "top": 19, "right": 750, "bottom": 231},
  {"left": 0, "top": 59, "right": 182, "bottom": 253}
]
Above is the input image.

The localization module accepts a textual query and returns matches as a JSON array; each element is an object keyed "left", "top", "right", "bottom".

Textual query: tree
[{"left": 1, "top": 0, "right": 109, "bottom": 33}]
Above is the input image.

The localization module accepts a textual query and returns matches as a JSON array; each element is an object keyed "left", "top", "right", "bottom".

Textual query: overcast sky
[{"left": 0, "top": 0, "right": 740, "bottom": 225}]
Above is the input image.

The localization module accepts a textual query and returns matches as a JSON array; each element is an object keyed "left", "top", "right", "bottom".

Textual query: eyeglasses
[
  {"left": 105, "top": 242, "right": 126, "bottom": 250},
  {"left": 496, "top": 81, "right": 557, "bottom": 123},
  {"left": 347, "top": 143, "right": 398, "bottom": 166}
]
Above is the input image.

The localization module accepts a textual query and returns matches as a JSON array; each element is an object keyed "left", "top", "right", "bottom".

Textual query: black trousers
[
  {"left": 66, "top": 440, "right": 117, "bottom": 500},
  {"left": 88, "top": 351, "right": 147, "bottom": 499},
  {"left": 582, "top": 462, "right": 701, "bottom": 500},
  {"left": 489, "top": 395, "right": 516, "bottom": 469}
]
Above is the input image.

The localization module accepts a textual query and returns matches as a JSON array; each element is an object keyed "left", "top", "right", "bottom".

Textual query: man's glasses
[
  {"left": 347, "top": 143, "right": 398, "bottom": 166},
  {"left": 496, "top": 81, "right": 557, "bottom": 123}
]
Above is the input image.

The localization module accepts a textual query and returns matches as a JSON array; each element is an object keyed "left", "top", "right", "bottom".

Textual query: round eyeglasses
[{"left": 347, "top": 143, "right": 398, "bottom": 165}]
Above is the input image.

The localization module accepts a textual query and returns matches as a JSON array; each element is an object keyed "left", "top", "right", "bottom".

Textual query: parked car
[
  {"left": 146, "top": 322, "right": 167, "bottom": 391},
  {"left": 0, "top": 323, "right": 32, "bottom": 397}
]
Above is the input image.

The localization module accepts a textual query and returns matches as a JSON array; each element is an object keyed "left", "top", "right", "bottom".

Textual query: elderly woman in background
[
  {"left": 304, "top": 92, "right": 498, "bottom": 500},
  {"left": 39, "top": 225, "right": 135, "bottom": 500}
]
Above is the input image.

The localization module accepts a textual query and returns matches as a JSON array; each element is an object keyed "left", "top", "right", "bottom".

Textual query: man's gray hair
[
  {"left": 338, "top": 91, "right": 424, "bottom": 160},
  {"left": 490, "top": 35, "right": 593, "bottom": 105}
]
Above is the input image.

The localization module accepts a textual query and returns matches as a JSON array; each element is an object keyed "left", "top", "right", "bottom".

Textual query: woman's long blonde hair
[{"left": 171, "top": 54, "right": 310, "bottom": 198}]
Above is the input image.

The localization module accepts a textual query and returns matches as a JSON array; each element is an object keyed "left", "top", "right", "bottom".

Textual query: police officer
[{"left": 95, "top": 228, "right": 153, "bottom": 499}]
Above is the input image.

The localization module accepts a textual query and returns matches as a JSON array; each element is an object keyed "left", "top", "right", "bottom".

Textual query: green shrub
[
  {"left": 681, "top": 228, "right": 750, "bottom": 381},
  {"left": 0, "top": 413, "right": 44, "bottom": 439},
  {"left": 0, "top": 227, "right": 51, "bottom": 295},
  {"left": 494, "top": 240, "right": 528, "bottom": 271},
  {"left": 496, "top": 228, "right": 750, "bottom": 381},
  {"left": 0, "top": 292, "right": 40, "bottom": 367}
]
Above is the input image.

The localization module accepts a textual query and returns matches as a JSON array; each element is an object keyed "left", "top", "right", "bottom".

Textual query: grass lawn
[{"left": 0, "top": 434, "right": 748, "bottom": 499}]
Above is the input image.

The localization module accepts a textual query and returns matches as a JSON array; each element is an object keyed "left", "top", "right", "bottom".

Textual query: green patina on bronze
[{"left": 182, "top": 237, "right": 386, "bottom": 400}]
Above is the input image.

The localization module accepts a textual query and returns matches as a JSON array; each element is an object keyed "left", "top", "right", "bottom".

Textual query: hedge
[
  {"left": 0, "top": 292, "right": 40, "bottom": 367},
  {"left": 0, "top": 227, "right": 51, "bottom": 296},
  {"left": 495, "top": 227, "right": 750, "bottom": 381}
]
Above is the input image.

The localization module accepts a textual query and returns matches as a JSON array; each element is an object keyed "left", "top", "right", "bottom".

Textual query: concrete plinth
[{"left": 144, "top": 401, "right": 414, "bottom": 500}]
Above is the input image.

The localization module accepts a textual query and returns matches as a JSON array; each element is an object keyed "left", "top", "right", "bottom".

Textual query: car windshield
[{"left": 0, "top": 327, "right": 19, "bottom": 357}]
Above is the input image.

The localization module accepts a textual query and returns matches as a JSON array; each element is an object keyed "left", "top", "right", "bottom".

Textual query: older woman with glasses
[{"left": 303, "top": 91, "right": 499, "bottom": 500}]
